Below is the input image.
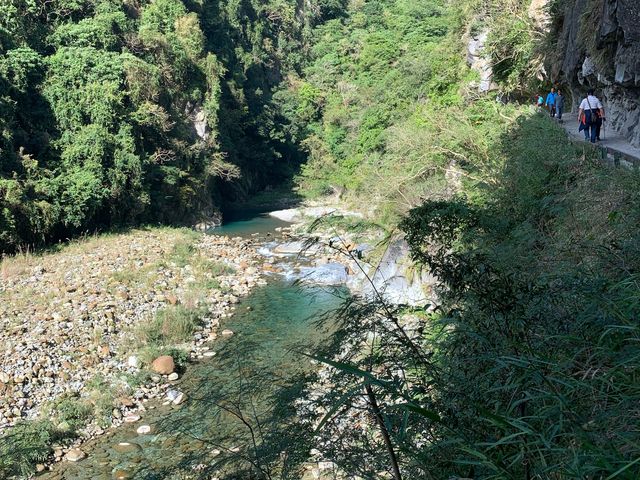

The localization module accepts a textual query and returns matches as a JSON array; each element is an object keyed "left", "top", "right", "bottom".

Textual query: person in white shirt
[{"left": 577, "top": 90, "right": 605, "bottom": 143}]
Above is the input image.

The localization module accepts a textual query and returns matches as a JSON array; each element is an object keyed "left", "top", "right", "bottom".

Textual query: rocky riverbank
[
  {"left": 0, "top": 227, "right": 266, "bottom": 475},
  {"left": 268, "top": 206, "right": 434, "bottom": 306},
  {"left": 1, "top": 203, "right": 432, "bottom": 478}
]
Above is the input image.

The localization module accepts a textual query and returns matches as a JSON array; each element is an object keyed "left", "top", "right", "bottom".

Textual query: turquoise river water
[{"left": 42, "top": 215, "right": 347, "bottom": 480}]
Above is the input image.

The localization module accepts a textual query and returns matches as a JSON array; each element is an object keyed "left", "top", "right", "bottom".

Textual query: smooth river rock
[
  {"left": 136, "top": 424, "right": 153, "bottom": 435},
  {"left": 151, "top": 355, "right": 175, "bottom": 375},
  {"left": 65, "top": 448, "right": 86, "bottom": 462},
  {"left": 113, "top": 469, "right": 133, "bottom": 480},
  {"left": 113, "top": 442, "right": 143, "bottom": 454}
]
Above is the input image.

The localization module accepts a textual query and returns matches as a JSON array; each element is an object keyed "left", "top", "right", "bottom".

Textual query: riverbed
[{"left": 41, "top": 214, "right": 348, "bottom": 480}]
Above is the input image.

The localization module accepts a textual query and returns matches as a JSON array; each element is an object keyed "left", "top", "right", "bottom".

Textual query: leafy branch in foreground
[{"left": 304, "top": 114, "right": 640, "bottom": 479}]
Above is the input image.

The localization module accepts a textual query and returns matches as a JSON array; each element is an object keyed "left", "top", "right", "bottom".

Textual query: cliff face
[{"left": 550, "top": 0, "right": 640, "bottom": 147}]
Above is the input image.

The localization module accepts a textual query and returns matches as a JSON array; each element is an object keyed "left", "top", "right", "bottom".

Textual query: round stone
[
  {"left": 112, "top": 442, "right": 142, "bottom": 454},
  {"left": 112, "top": 469, "right": 133, "bottom": 480},
  {"left": 136, "top": 424, "right": 152, "bottom": 435},
  {"left": 65, "top": 448, "right": 86, "bottom": 462},
  {"left": 151, "top": 356, "right": 175, "bottom": 375}
]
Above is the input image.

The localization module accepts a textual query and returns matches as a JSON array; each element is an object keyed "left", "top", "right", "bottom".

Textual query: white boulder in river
[
  {"left": 269, "top": 206, "right": 363, "bottom": 223},
  {"left": 354, "top": 236, "right": 434, "bottom": 306},
  {"left": 293, "top": 263, "right": 349, "bottom": 286}
]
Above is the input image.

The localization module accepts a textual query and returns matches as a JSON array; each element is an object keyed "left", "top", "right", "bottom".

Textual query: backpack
[{"left": 586, "top": 96, "right": 600, "bottom": 124}]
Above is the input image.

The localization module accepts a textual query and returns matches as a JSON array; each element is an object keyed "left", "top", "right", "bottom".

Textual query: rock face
[
  {"left": 467, "top": 30, "right": 496, "bottom": 92},
  {"left": 550, "top": 0, "right": 640, "bottom": 147},
  {"left": 151, "top": 356, "right": 175, "bottom": 375},
  {"left": 356, "top": 236, "right": 435, "bottom": 306}
]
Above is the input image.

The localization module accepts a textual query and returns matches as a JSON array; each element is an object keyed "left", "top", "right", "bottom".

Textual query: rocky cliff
[{"left": 549, "top": 0, "right": 640, "bottom": 146}]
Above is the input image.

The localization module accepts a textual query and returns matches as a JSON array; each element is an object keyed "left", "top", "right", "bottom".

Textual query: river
[{"left": 42, "top": 211, "right": 348, "bottom": 480}]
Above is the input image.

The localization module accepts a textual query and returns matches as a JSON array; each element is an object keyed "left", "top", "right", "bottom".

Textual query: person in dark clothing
[
  {"left": 578, "top": 89, "right": 605, "bottom": 143},
  {"left": 556, "top": 90, "right": 565, "bottom": 121}
]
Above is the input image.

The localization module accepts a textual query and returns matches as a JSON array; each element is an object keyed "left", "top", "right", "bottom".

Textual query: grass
[
  {"left": 0, "top": 394, "right": 95, "bottom": 477},
  {"left": 138, "top": 305, "right": 205, "bottom": 347}
]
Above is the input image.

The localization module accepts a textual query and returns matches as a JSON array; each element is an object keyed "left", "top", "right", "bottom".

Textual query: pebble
[
  {"left": 112, "top": 469, "right": 133, "bottom": 480},
  {"left": 0, "top": 228, "right": 328, "bottom": 476},
  {"left": 64, "top": 448, "right": 86, "bottom": 462},
  {"left": 172, "top": 392, "right": 187, "bottom": 405},
  {"left": 113, "top": 442, "right": 142, "bottom": 454},
  {"left": 136, "top": 424, "right": 153, "bottom": 435},
  {"left": 127, "top": 356, "right": 140, "bottom": 368}
]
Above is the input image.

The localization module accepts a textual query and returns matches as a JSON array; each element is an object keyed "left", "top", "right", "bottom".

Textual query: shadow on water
[
  {"left": 45, "top": 279, "right": 349, "bottom": 480},
  {"left": 138, "top": 281, "right": 349, "bottom": 480}
]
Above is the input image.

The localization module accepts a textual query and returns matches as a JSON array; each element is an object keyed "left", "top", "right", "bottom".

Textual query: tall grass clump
[
  {"left": 138, "top": 305, "right": 204, "bottom": 348},
  {"left": 0, "top": 421, "right": 62, "bottom": 478}
]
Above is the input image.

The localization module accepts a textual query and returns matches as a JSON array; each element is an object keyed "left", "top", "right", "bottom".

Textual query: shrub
[
  {"left": 0, "top": 420, "right": 61, "bottom": 478},
  {"left": 138, "top": 305, "right": 204, "bottom": 347}
]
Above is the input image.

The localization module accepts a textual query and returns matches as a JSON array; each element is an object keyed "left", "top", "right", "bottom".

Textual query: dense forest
[
  {"left": 0, "top": 0, "right": 344, "bottom": 251},
  {"left": 2, "top": 0, "right": 640, "bottom": 478}
]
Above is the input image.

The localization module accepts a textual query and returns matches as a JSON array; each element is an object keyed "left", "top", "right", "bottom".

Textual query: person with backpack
[
  {"left": 545, "top": 87, "right": 557, "bottom": 117},
  {"left": 556, "top": 90, "right": 565, "bottom": 121},
  {"left": 578, "top": 89, "right": 605, "bottom": 143}
]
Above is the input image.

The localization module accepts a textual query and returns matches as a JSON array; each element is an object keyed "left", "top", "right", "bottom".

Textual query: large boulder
[
  {"left": 356, "top": 236, "right": 435, "bottom": 306},
  {"left": 151, "top": 356, "right": 175, "bottom": 375},
  {"left": 295, "top": 263, "right": 349, "bottom": 286}
]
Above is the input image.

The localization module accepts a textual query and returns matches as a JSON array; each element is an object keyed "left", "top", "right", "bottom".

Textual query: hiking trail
[{"left": 559, "top": 117, "right": 640, "bottom": 166}]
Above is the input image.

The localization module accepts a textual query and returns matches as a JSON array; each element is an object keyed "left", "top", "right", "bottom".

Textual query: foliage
[
  {"left": 45, "top": 394, "right": 93, "bottom": 432},
  {"left": 309, "top": 114, "right": 640, "bottom": 478},
  {"left": 278, "top": 0, "right": 486, "bottom": 225},
  {"left": 138, "top": 305, "right": 205, "bottom": 348},
  {"left": 0, "top": 0, "right": 338, "bottom": 253},
  {"left": 0, "top": 420, "right": 63, "bottom": 478}
]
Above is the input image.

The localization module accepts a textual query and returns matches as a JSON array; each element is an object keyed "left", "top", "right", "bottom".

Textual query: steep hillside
[{"left": 0, "top": 0, "right": 339, "bottom": 252}]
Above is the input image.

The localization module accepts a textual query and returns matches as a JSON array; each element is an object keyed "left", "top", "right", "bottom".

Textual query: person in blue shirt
[{"left": 545, "top": 87, "right": 557, "bottom": 117}]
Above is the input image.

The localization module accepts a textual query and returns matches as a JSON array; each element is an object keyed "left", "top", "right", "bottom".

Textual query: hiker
[
  {"left": 556, "top": 90, "right": 565, "bottom": 121},
  {"left": 545, "top": 87, "right": 557, "bottom": 117},
  {"left": 536, "top": 94, "right": 544, "bottom": 109},
  {"left": 578, "top": 89, "right": 605, "bottom": 143}
]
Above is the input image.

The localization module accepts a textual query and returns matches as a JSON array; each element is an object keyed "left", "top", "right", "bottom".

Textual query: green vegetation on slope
[
  {"left": 0, "top": 0, "right": 345, "bottom": 252},
  {"left": 309, "top": 114, "right": 640, "bottom": 479},
  {"left": 279, "top": 0, "right": 548, "bottom": 225}
]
